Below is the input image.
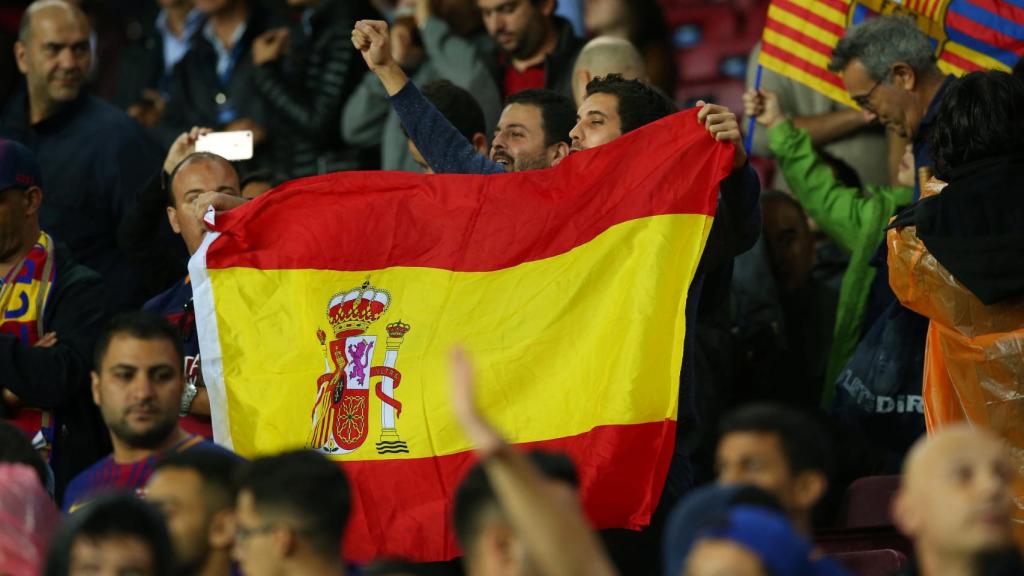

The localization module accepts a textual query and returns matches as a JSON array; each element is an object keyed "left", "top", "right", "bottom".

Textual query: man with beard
[{"left": 62, "top": 312, "right": 235, "bottom": 513}]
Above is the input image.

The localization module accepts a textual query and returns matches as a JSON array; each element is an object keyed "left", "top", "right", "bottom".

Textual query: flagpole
[{"left": 744, "top": 64, "right": 763, "bottom": 153}]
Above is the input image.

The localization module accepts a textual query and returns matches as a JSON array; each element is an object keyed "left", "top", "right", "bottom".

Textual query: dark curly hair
[
  {"left": 929, "top": 70, "right": 1024, "bottom": 180},
  {"left": 585, "top": 74, "right": 677, "bottom": 134}
]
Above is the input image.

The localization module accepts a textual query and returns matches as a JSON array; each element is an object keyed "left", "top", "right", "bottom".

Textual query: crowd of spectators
[{"left": 0, "top": 0, "right": 1023, "bottom": 575}]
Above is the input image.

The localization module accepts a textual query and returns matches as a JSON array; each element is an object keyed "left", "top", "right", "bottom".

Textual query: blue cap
[
  {"left": 699, "top": 506, "right": 816, "bottom": 576},
  {"left": 0, "top": 139, "right": 42, "bottom": 191}
]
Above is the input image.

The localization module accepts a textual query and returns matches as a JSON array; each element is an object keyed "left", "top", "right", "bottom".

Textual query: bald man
[
  {"left": 893, "top": 426, "right": 1022, "bottom": 576},
  {"left": 1, "top": 0, "right": 161, "bottom": 312},
  {"left": 571, "top": 36, "right": 647, "bottom": 107}
]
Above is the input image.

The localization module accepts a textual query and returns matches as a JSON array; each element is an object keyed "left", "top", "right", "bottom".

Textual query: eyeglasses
[{"left": 852, "top": 78, "right": 884, "bottom": 114}]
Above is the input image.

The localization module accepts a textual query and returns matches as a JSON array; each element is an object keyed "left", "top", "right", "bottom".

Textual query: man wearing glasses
[
  {"left": 828, "top": 15, "right": 954, "bottom": 197},
  {"left": 233, "top": 450, "right": 350, "bottom": 576}
]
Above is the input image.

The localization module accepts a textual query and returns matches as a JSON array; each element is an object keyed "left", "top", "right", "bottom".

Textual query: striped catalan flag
[
  {"left": 759, "top": 0, "right": 1024, "bottom": 107},
  {"left": 190, "top": 110, "right": 733, "bottom": 562}
]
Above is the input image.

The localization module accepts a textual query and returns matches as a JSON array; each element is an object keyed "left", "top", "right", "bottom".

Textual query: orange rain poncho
[{"left": 888, "top": 180, "right": 1024, "bottom": 546}]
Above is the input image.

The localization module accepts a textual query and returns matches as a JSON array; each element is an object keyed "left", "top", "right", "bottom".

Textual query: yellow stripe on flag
[
  {"left": 763, "top": 28, "right": 833, "bottom": 69},
  {"left": 209, "top": 214, "right": 711, "bottom": 460},
  {"left": 759, "top": 52, "right": 857, "bottom": 108},
  {"left": 944, "top": 42, "right": 1011, "bottom": 73},
  {"left": 784, "top": 0, "right": 847, "bottom": 28},
  {"left": 767, "top": 5, "right": 841, "bottom": 46},
  {"left": 937, "top": 59, "right": 968, "bottom": 77}
]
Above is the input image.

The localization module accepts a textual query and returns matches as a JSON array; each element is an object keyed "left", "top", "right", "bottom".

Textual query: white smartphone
[{"left": 196, "top": 130, "right": 253, "bottom": 161}]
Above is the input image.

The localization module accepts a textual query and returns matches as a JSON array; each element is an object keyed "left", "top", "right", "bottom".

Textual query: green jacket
[{"left": 767, "top": 120, "right": 913, "bottom": 405}]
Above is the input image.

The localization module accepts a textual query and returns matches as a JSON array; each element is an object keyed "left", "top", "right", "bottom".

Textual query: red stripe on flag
[
  {"left": 340, "top": 419, "right": 676, "bottom": 562},
  {"left": 941, "top": 49, "right": 985, "bottom": 73},
  {"left": 765, "top": 16, "right": 837, "bottom": 58},
  {"left": 205, "top": 110, "right": 731, "bottom": 273},
  {"left": 773, "top": 0, "right": 846, "bottom": 37},
  {"left": 947, "top": 11, "right": 1024, "bottom": 54},
  {"left": 761, "top": 41, "right": 847, "bottom": 90}
]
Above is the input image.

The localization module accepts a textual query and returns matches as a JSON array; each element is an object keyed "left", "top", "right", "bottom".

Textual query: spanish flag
[
  {"left": 759, "top": 0, "right": 1024, "bottom": 108},
  {"left": 190, "top": 110, "right": 732, "bottom": 562}
]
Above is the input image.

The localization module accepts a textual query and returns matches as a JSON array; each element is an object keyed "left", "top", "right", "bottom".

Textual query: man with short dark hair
[
  {"left": 476, "top": 0, "right": 583, "bottom": 100},
  {"left": 454, "top": 451, "right": 580, "bottom": 576},
  {"left": 568, "top": 73, "right": 677, "bottom": 150},
  {"left": 715, "top": 403, "right": 831, "bottom": 535},
  {"left": 1, "top": 0, "right": 162, "bottom": 312},
  {"left": 45, "top": 494, "right": 176, "bottom": 576},
  {"left": 828, "top": 16, "right": 952, "bottom": 196},
  {"left": 62, "top": 312, "right": 235, "bottom": 514},
  {"left": 233, "top": 450, "right": 350, "bottom": 576},
  {"left": 147, "top": 449, "right": 241, "bottom": 576},
  {"left": 0, "top": 138, "right": 108, "bottom": 502}
]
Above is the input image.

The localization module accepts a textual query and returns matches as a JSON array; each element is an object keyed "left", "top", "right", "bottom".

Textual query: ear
[
  {"left": 540, "top": 0, "right": 557, "bottom": 17},
  {"left": 14, "top": 41, "right": 28, "bottom": 75},
  {"left": 24, "top": 186, "right": 42, "bottom": 216},
  {"left": 891, "top": 490, "right": 920, "bottom": 538},
  {"left": 167, "top": 206, "right": 182, "bottom": 235},
  {"left": 208, "top": 509, "right": 237, "bottom": 550},
  {"left": 91, "top": 371, "right": 102, "bottom": 406},
  {"left": 487, "top": 522, "right": 518, "bottom": 568},
  {"left": 547, "top": 141, "right": 570, "bottom": 165},
  {"left": 471, "top": 133, "right": 489, "bottom": 156},
  {"left": 792, "top": 470, "right": 828, "bottom": 512},
  {"left": 891, "top": 62, "right": 917, "bottom": 91}
]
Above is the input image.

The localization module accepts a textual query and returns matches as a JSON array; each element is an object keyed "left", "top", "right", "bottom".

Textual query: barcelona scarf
[
  {"left": 1, "top": 232, "right": 56, "bottom": 442},
  {"left": 191, "top": 110, "right": 732, "bottom": 562}
]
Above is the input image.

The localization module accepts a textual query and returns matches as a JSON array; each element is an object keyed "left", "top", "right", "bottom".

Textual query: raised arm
[
  {"left": 449, "top": 347, "right": 618, "bottom": 576},
  {"left": 352, "top": 20, "right": 504, "bottom": 175}
]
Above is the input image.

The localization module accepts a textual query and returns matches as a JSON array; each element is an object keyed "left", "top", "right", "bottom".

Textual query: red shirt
[{"left": 503, "top": 61, "right": 546, "bottom": 98}]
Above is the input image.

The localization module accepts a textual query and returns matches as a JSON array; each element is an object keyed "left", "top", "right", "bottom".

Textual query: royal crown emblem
[{"left": 307, "top": 280, "right": 411, "bottom": 456}]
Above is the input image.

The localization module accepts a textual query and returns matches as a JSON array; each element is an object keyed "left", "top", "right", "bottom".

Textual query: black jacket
[
  {"left": 0, "top": 242, "right": 110, "bottom": 502},
  {"left": 252, "top": 0, "right": 377, "bottom": 177},
  {"left": 155, "top": 2, "right": 276, "bottom": 148},
  {"left": 0, "top": 88, "right": 163, "bottom": 311},
  {"left": 487, "top": 16, "right": 584, "bottom": 101}
]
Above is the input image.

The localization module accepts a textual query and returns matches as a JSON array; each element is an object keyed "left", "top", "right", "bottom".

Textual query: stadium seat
[
  {"left": 839, "top": 475, "right": 901, "bottom": 530},
  {"left": 835, "top": 549, "right": 909, "bottom": 576}
]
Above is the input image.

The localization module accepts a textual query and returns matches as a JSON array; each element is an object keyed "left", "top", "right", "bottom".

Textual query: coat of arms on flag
[{"left": 309, "top": 282, "right": 411, "bottom": 455}]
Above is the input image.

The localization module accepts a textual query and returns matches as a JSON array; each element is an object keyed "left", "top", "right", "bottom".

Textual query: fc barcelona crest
[{"left": 308, "top": 280, "right": 411, "bottom": 455}]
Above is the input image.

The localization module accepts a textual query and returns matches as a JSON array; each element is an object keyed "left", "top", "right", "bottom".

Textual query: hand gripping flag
[
  {"left": 758, "top": 0, "right": 1024, "bottom": 107},
  {"left": 190, "top": 110, "right": 733, "bottom": 562}
]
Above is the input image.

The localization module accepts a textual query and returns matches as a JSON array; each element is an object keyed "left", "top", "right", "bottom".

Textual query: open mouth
[{"left": 492, "top": 154, "right": 512, "bottom": 168}]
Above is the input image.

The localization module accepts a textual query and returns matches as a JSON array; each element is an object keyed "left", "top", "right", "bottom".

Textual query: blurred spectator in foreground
[
  {"left": 156, "top": 0, "right": 275, "bottom": 152},
  {"left": 233, "top": 451, "right": 350, "bottom": 576},
  {"left": 2, "top": 0, "right": 162, "bottom": 312},
  {"left": 0, "top": 139, "right": 109, "bottom": 502},
  {"left": 251, "top": 0, "right": 378, "bottom": 178},
  {"left": 450, "top": 347, "right": 617, "bottom": 576},
  {"left": 63, "top": 312, "right": 236, "bottom": 513},
  {"left": 45, "top": 494, "right": 175, "bottom": 576},
  {"left": 715, "top": 403, "right": 832, "bottom": 535},
  {"left": 570, "top": 36, "right": 645, "bottom": 107},
  {"left": 888, "top": 71, "right": 1024, "bottom": 545},
  {"left": 893, "top": 426, "right": 1023, "bottom": 576},
  {"left": 116, "top": 0, "right": 204, "bottom": 127},
  {"left": 146, "top": 449, "right": 240, "bottom": 576},
  {"left": 582, "top": 0, "right": 674, "bottom": 97},
  {"left": 682, "top": 507, "right": 819, "bottom": 576},
  {"left": 0, "top": 463, "right": 60, "bottom": 576}
]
